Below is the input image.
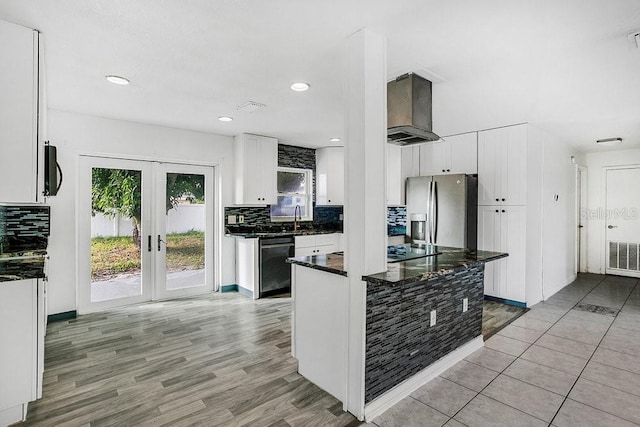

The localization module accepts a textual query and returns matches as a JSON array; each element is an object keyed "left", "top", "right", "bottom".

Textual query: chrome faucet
[{"left": 294, "top": 204, "right": 302, "bottom": 231}]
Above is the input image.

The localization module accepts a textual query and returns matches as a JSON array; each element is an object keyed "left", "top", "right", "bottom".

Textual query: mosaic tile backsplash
[
  {"left": 387, "top": 206, "right": 406, "bottom": 236},
  {"left": 364, "top": 264, "right": 485, "bottom": 403},
  {"left": 225, "top": 205, "right": 343, "bottom": 232},
  {"left": 0, "top": 205, "right": 50, "bottom": 254}
]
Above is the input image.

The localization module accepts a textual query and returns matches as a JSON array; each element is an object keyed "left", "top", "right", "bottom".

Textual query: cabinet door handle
[
  {"left": 158, "top": 235, "right": 165, "bottom": 251},
  {"left": 502, "top": 198, "right": 506, "bottom": 202},
  {"left": 446, "top": 169, "right": 450, "bottom": 172},
  {"left": 148, "top": 235, "right": 152, "bottom": 252},
  {"left": 495, "top": 198, "right": 499, "bottom": 202},
  {"left": 501, "top": 210, "right": 505, "bottom": 213},
  {"left": 495, "top": 210, "right": 499, "bottom": 213}
]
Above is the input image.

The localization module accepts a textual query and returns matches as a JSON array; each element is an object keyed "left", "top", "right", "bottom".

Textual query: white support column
[{"left": 344, "top": 28, "right": 388, "bottom": 419}]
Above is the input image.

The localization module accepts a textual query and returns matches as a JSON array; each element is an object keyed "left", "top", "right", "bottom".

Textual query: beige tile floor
[{"left": 371, "top": 273, "right": 640, "bottom": 427}]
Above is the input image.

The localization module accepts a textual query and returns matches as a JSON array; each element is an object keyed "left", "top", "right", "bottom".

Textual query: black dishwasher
[{"left": 259, "top": 236, "right": 295, "bottom": 297}]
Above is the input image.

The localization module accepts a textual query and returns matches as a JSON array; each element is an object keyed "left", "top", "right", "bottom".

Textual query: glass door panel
[
  {"left": 155, "top": 163, "right": 214, "bottom": 299},
  {"left": 78, "top": 157, "right": 153, "bottom": 313}
]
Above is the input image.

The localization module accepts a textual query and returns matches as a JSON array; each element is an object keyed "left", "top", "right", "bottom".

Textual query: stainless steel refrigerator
[{"left": 405, "top": 174, "right": 478, "bottom": 249}]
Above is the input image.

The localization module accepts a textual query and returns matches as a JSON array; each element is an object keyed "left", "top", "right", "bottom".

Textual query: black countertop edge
[
  {"left": 362, "top": 248, "right": 508, "bottom": 286},
  {"left": 286, "top": 254, "right": 348, "bottom": 277},
  {"left": 226, "top": 230, "right": 342, "bottom": 239}
]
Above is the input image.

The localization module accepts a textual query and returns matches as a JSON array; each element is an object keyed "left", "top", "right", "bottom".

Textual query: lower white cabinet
[
  {"left": 478, "top": 206, "right": 526, "bottom": 303},
  {"left": 295, "top": 233, "right": 342, "bottom": 257},
  {"left": 0, "top": 278, "right": 45, "bottom": 425}
]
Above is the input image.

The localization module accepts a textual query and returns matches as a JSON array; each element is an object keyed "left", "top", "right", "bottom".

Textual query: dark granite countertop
[
  {"left": 286, "top": 253, "right": 347, "bottom": 277},
  {"left": 0, "top": 256, "right": 46, "bottom": 282},
  {"left": 287, "top": 244, "right": 507, "bottom": 284},
  {"left": 363, "top": 245, "right": 507, "bottom": 286}
]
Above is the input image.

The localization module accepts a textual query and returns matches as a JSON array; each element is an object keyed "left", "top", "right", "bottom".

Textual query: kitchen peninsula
[{"left": 288, "top": 244, "right": 506, "bottom": 418}]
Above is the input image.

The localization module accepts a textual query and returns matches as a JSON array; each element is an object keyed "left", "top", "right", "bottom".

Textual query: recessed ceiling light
[
  {"left": 329, "top": 138, "right": 341, "bottom": 142},
  {"left": 290, "top": 82, "right": 310, "bottom": 92},
  {"left": 105, "top": 75, "right": 130, "bottom": 85},
  {"left": 218, "top": 116, "right": 233, "bottom": 122},
  {"left": 596, "top": 137, "right": 622, "bottom": 144}
]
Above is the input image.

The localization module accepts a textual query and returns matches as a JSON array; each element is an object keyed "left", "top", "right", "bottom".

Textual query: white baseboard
[{"left": 363, "top": 335, "right": 484, "bottom": 422}]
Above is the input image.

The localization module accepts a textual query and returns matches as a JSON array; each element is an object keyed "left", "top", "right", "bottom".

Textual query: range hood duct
[{"left": 387, "top": 73, "right": 441, "bottom": 146}]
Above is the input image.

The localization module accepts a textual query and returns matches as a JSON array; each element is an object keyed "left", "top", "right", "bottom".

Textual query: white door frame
[
  {"left": 603, "top": 165, "right": 640, "bottom": 277},
  {"left": 153, "top": 162, "right": 215, "bottom": 300},
  {"left": 575, "top": 165, "right": 587, "bottom": 273},
  {"left": 77, "top": 156, "right": 154, "bottom": 313},
  {"left": 77, "top": 154, "right": 221, "bottom": 314}
]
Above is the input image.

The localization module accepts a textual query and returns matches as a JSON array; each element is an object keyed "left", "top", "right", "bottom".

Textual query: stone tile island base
[{"left": 365, "top": 264, "right": 485, "bottom": 404}]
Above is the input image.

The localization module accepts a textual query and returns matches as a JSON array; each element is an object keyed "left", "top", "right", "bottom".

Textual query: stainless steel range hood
[{"left": 387, "top": 73, "right": 441, "bottom": 146}]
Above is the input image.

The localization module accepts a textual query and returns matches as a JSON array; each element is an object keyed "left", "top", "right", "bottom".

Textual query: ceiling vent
[{"left": 237, "top": 101, "right": 266, "bottom": 113}]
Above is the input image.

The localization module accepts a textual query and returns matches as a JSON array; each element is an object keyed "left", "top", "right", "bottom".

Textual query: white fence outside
[{"left": 91, "top": 204, "right": 206, "bottom": 237}]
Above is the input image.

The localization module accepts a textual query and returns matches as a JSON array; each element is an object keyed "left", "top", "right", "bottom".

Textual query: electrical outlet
[
  {"left": 238, "top": 215, "right": 244, "bottom": 223},
  {"left": 463, "top": 298, "right": 468, "bottom": 313},
  {"left": 430, "top": 310, "right": 436, "bottom": 327},
  {"left": 227, "top": 215, "right": 237, "bottom": 224}
]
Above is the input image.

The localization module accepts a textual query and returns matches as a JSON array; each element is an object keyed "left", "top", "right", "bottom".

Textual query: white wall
[
  {"left": 525, "top": 125, "right": 577, "bottom": 305},
  {"left": 540, "top": 129, "right": 578, "bottom": 299},
  {"left": 46, "top": 110, "right": 235, "bottom": 315},
  {"left": 585, "top": 148, "right": 640, "bottom": 274}
]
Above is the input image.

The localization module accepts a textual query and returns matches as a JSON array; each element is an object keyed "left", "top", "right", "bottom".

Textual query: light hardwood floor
[{"left": 19, "top": 293, "right": 360, "bottom": 427}]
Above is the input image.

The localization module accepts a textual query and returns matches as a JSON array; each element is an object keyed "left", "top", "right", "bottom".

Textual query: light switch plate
[{"left": 227, "top": 215, "right": 237, "bottom": 224}]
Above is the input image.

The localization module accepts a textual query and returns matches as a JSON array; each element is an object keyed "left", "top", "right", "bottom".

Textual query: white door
[
  {"left": 78, "top": 156, "right": 215, "bottom": 313},
  {"left": 605, "top": 167, "right": 640, "bottom": 277},
  {"left": 154, "top": 163, "right": 214, "bottom": 299},
  {"left": 78, "top": 157, "right": 153, "bottom": 312}
]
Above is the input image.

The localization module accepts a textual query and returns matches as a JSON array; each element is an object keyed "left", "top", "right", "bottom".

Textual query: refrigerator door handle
[
  {"left": 426, "top": 181, "right": 432, "bottom": 243},
  {"left": 432, "top": 181, "right": 438, "bottom": 243}
]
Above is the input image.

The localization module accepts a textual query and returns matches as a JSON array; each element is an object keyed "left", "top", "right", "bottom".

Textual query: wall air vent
[{"left": 609, "top": 241, "right": 640, "bottom": 271}]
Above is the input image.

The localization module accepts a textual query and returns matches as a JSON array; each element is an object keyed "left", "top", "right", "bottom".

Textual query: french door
[{"left": 78, "top": 156, "right": 215, "bottom": 313}]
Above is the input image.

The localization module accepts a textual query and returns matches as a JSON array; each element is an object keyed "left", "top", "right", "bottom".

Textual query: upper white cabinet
[
  {"left": 234, "top": 133, "right": 278, "bottom": 205},
  {"left": 387, "top": 145, "right": 421, "bottom": 205},
  {"left": 316, "top": 147, "right": 344, "bottom": 206},
  {"left": 477, "top": 124, "right": 527, "bottom": 206},
  {"left": 387, "top": 144, "right": 403, "bottom": 205},
  {"left": 0, "top": 20, "right": 39, "bottom": 203},
  {"left": 419, "top": 132, "right": 477, "bottom": 176}
]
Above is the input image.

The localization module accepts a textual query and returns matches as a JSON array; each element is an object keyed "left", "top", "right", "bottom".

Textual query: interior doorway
[
  {"left": 78, "top": 156, "right": 215, "bottom": 313},
  {"left": 604, "top": 166, "right": 640, "bottom": 278}
]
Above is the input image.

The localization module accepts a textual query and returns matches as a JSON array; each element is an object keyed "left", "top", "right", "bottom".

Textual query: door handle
[
  {"left": 607, "top": 225, "right": 618, "bottom": 229},
  {"left": 148, "top": 235, "right": 152, "bottom": 252},
  {"left": 157, "top": 235, "right": 166, "bottom": 251}
]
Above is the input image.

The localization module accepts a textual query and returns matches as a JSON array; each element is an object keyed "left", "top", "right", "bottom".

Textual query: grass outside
[{"left": 91, "top": 230, "right": 205, "bottom": 281}]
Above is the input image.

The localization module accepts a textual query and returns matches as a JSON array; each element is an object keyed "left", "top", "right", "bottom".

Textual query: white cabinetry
[
  {"left": 477, "top": 125, "right": 527, "bottom": 206},
  {"left": 387, "top": 145, "right": 421, "bottom": 205},
  {"left": 234, "top": 133, "right": 277, "bottom": 205},
  {"left": 478, "top": 206, "right": 526, "bottom": 303},
  {"left": 316, "top": 147, "right": 344, "bottom": 206},
  {"left": 295, "top": 233, "right": 341, "bottom": 257},
  {"left": 0, "top": 20, "right": 40, "bottom": 203},
  {"left": 235, "top": 238, "right": 259, "bottom": 299},
  {"left": 419, "top": 132, "right": 477, "bottom": 176},
  {"left": 0, "top": 279, "right": 45, "bottom": 425}
]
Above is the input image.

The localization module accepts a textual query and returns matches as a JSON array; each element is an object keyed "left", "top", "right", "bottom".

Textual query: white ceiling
[{"left": 1, "top": 0, "right": 639, "bottom": 151}]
